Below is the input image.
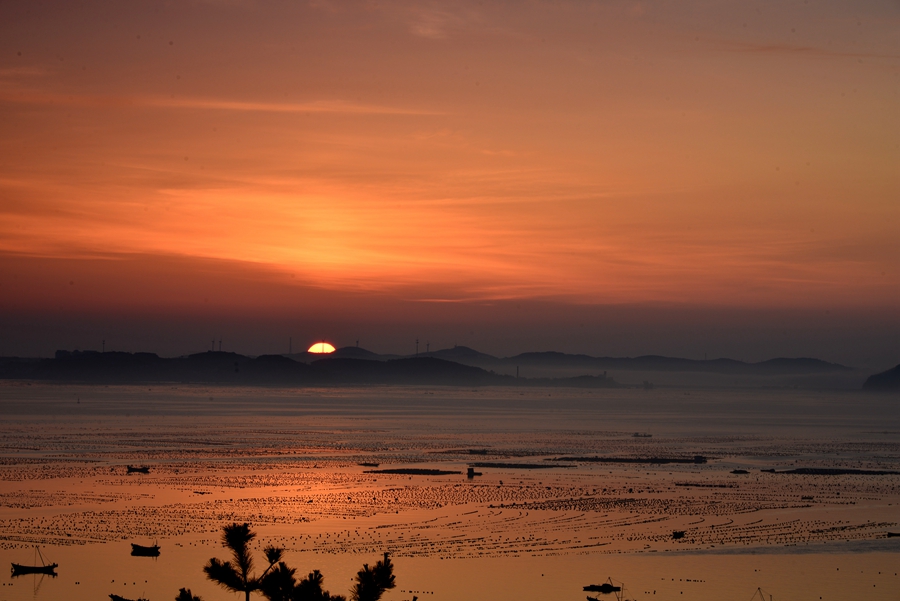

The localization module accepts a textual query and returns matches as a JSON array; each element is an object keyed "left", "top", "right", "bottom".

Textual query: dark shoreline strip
[
  {"left": 552, "top": 456, "right": 708, "bottom": 464},
  {"left": 363, "top": 468, "right": 461, "bottom": 475},
  {"left": 762, "top": 468, "right": 900, "bottom": 476},
  {"left": 470, "top": 462, "right": 571, "bottom": 469}
]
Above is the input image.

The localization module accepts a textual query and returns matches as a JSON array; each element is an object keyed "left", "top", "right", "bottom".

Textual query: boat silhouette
[
  {"left": 131, "top": 543, "right": 160, "bottom": 557},
  {"left": 10, "top": 547, "right": 57, "bottom": 576},
  {"left": 584, "top": 577, "right": 626, "bottom": 601}
]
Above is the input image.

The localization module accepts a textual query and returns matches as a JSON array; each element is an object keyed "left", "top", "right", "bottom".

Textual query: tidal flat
[{"left": 0, "top": 382, "right": 897, "bottom": 601}]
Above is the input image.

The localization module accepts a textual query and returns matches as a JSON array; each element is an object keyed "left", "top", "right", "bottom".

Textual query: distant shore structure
[{"left": 308, "top": 341, "right": 336, "bottom": 354}]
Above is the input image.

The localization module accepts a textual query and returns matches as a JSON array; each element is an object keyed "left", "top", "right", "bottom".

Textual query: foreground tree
[
  {"left": 204, "top": 523, "right": 283, "bottom": 601},
  {"left": 201, "top": 523, "right": 396, "bottom": 601},
  {"left": 350, "top": 553, "right": 396, "bottom": 601},
  {"left": 175, "top": 588, "right": 202, "bottom": 601},
  {"left": 261, "top": 565, "right": 347, "bottom": 601}
]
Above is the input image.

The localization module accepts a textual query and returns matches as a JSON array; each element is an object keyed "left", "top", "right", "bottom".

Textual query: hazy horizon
[
  {"left": 2, "top": 290, "right": 897, "bottom": 368},
  {"left": 2, "top": 301, "right": 897, "bottom": 369},
  {"left": 0, "top": 314, "right": 893, "bottom": 371}
]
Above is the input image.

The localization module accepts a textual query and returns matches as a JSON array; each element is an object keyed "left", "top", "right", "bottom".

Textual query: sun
[{"left": 307, "top": 341, "right": 336, "bottom": 354}]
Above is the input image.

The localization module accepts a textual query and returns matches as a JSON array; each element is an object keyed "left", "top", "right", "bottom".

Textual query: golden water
[{"left": 1, "top": 383, "right": 897, "bottom": 600}]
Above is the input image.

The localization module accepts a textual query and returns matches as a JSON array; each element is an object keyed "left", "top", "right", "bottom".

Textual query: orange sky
[{"left": 0, "top": 1, "right": 897, "bottom": 361}]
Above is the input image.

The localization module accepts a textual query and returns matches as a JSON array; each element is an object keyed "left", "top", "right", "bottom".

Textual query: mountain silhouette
[
  {"left": 288, "top": 346, "right": 850, "bottom": 376},
  {"left": 862, "top": 364, "right": 900, "bottom": 391},
  {"left": 0, "top": 350, "right": 615, "bottom": 388},
  {"left": 0, "top": 346, "right": 855, "bottom": 388}
]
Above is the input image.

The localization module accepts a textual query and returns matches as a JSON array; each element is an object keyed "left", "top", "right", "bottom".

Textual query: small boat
[
  {"left": 110, "top": 595, "right": 150, "bottom": 601},
  {"left": 131, "top": 543, "right": 160, "bottom": 557},
  {"left": 750, "top": 587, "right": 774, "bottom": 601},
  {"left": 584, "top": 577, "right": 626, "bottom": 601},
  {"left": 10, "top": 546, "right": 57, "bottom": 576},
  {"left": 127, "top": 465, "right": 150, "bottom": 474},
  {"left": 11, "top": 562, "right": 58, "bottom": 576},
  {"left": 584, "top": 583, "right": 621, "bottom": 593}
]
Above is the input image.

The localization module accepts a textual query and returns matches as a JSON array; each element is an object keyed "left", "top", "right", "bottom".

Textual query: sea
[{"left": 0, "top": 382, "right": 897, "bottom": 601}]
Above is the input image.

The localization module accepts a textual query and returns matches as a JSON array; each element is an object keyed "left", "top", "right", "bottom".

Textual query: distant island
[
  {"left": 0, "top": 350, "right": 616, "bottom": 388},
  {"left": 0, "top": 345, "right": 860, "bottom": 389},
  {"left": 862, "top": 364, "right": 900, "bottom": 392},
  {"left": 312, "top": 345, "right": 853, "bottom": 376}
]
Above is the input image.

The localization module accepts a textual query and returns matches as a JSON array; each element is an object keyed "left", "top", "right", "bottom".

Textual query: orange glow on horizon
[{"left": 0, "top": 2, "right": 896, "bottom": 312}]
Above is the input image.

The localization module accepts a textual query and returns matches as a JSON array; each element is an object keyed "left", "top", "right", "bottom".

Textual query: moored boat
[
  {"left": 11, "top": 562, "right": 58, "bottom": 576},
  {"left": 583, "top": 577, "right": 626, "bottom": 601},
  {"left": 750, "top": 587, "right": 774, "bottom": 601},
  {"left": 131, "top": 543, "right": 160, "bottom": 556},
  {"left": 584, "top": 582, "right": 621, "bottom": 593},
  {"left": 10, "top": 546, "right": 57, "bottom": 576},
  {"left": 110, "top": 594, "right": 150, "bottom": 601}
]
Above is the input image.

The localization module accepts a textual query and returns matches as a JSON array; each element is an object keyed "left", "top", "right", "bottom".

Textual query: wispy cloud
[
  {"left": 145, "top": 96, "right": 442, "bottom": 115},
  {"left": 409, "top": 7, "right": 462, "bottom": 39},
  {"left": 710, "top": 39, "right": 900, "bottom": 61},
  {"left": 0, "top": 66, "right": 51, "bottom": 78},
  {"left": 0, "top": 86, "right": 440, "bottom": 115}
]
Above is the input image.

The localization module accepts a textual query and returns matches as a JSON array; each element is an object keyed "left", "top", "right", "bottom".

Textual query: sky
[{"left": 0, "top": 0, "right": 897, "bottom": 367}]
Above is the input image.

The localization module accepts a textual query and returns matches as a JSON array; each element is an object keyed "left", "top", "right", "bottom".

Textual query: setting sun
[{"left": 308, "top": 342, "right": 336, "bottom": 354}]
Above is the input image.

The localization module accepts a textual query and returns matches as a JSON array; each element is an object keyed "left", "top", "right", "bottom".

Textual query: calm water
[{"left": 0, "top": 383, "right": 898, "bottom": 601}]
